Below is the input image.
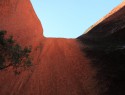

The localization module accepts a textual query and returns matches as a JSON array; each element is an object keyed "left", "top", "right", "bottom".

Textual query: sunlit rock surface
[
  {"left": 0, "top": 1, "right": 97, "bottom": 95},
  {"left": 0, "top": 0, "right": 44, "bottom": 47}
]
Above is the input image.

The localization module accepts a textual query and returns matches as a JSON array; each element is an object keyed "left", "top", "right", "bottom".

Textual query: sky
[{"left": 30, "top": 0, "right": 122, "bottom": 38}]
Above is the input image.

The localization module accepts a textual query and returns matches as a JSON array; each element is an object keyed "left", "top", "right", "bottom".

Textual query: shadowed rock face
[
  {"left": 78, "top": 2, "right": 125, "bottom": 42},
  {"left": 0, "top": 0, "right": 44, "bottom": 47},
  {"left": 78, "top": 2, "right": 125, "bottom": 95},
  {"left": 78, "top": 2, "right": 125, "bottom": 52}
]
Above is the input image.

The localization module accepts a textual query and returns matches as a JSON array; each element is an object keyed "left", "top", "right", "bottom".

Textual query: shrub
[{"left": 0, "top": 30, "right": 32, "bottom": 73}]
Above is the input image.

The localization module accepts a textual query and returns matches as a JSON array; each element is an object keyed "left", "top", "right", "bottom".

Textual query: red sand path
[{"left": 0, "top": 38, "right": 98, "bottom": 95}]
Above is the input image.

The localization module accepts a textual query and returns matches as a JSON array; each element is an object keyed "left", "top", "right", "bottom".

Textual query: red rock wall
[
  {"left": 78, "top": 2, "right": 125, "bottom": 40},
  {"left": 0, "top": 0, "right": 44, "bottom": 47}
]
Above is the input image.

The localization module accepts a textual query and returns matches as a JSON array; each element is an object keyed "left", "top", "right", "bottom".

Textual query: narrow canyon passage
[{"left": 0, "top": 38, "right": 97, "bottom": 95}]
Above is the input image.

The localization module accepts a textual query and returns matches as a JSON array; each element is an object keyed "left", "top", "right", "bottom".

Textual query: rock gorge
[{"left": 0, "top": 0, "right": 125, "bottom": 95}]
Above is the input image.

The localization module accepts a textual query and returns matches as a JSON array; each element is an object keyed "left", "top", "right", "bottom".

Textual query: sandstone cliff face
[
  {"left": 78, "top": 2, "right": 125, "bottom": 41},
  {"left": 78, "top": 2, "right": 125, "bottom": 95},
  {"left": 0, "top": 0, "right": 44, "bottom": 47},
  {"left": 78, "top": 2, "right": 125, "bottom": 52},
  {"left": 0, "top": 1, "right": 98, "bottom": 95}
]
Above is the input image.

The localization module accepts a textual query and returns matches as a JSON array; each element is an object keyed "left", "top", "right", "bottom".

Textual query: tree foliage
[{"left": 0, "top": 30, "right": 32, "bottom": 73}]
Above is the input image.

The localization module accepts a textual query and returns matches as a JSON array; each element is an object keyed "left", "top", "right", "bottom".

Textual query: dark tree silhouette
[{"left": 0, "top": 30, "right": 32, "bottom": 74}]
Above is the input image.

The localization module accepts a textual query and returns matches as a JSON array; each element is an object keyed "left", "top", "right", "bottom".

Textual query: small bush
[{"left": 0, "top": 30, "right": 32, "bottom": 73}]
